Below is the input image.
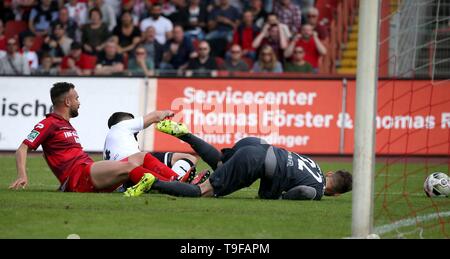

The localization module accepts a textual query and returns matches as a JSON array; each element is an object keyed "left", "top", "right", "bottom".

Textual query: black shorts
[
  {"left": 150, "top": 152, "right": 174, "bottom": 167},
  {"left": 209, "top": 145, "right": 268, "bottom": 197}
]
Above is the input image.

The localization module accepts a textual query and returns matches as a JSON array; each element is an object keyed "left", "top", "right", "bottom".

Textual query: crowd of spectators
[{"left": 0, "top": 0, "right": 329, "bottom": 76}]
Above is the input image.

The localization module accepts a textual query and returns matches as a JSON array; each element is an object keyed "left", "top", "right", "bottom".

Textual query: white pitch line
[{"left": 374, "top": 211, "right": 450, "bottom": 235}]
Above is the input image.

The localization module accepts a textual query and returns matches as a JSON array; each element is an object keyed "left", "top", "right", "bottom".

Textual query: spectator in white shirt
[
  {"left": 140, "top": 3, "right": 173, "bottom": 45},
  {"left": 21, "top": 34, "right": 39, "bottom": 71},
  {"left": 65, "top": 0, "right": 88, "bottom": 26},
  {"left": 0, "top": 38, "right": 30, "bottom": 75}
]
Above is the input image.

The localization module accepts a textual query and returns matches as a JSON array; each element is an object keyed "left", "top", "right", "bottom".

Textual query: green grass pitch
[{"left": 0, "top": 155, "right": 448, "bottom": 239}]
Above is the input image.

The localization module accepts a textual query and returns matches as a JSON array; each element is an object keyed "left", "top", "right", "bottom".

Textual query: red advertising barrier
[{"left": 155, "top": 79, "right": 450, "bottom": 155}]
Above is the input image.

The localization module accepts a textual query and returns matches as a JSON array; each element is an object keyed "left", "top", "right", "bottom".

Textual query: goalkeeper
[{"left": 145, "top": 120, "right": 353, "bottom": 200}]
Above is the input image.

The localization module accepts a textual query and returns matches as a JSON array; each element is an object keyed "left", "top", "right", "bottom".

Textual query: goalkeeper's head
[{"left": 324, "top": 170, "right": 353, "bottom": 196}]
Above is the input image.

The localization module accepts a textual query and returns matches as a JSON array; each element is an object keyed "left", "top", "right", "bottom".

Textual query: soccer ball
[{"left": 423, "top": 172, "right": 450, "bottom": 197}]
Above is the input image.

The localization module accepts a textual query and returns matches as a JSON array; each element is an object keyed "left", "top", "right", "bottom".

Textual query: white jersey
[{"left": 103, "top": 117, "right": 144, "bottom": 161}]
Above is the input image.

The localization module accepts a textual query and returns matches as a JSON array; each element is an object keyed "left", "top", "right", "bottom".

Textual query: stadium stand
[{"left": 2, "top": 0, "right": 444, "bottom": 78}]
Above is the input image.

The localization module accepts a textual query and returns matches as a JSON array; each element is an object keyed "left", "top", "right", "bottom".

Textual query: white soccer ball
[{"left": 423, "top": 172, "right": 450, "bottom": 197}]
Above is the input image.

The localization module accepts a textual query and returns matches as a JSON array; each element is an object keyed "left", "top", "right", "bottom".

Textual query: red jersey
[
  {"left": 23, "top": 113, "right": 94, "bottom": 185},
  {"left": 60, "top": 53, "right": 95, "bottom": 70},
  {"left": 295, "top": 38, "right": 321, "bottom": 68}
]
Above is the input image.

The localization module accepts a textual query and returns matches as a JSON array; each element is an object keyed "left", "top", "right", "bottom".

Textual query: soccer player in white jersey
[{"left": 104, "top": 111, "right": 198, "bottom": 190}]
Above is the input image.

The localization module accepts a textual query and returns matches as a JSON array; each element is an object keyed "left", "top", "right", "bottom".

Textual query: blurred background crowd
[{"left": 0, "top": 0, "right": 333, "bottom": 76}]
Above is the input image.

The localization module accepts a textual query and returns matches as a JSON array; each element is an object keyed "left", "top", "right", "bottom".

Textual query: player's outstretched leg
[
  {"left": 124, "top": 173, "right": 156, "bottom": 197},
  {"left": 142, "top": 153, "right": 179, "bottom": 181},
  {"left": 152, "top": 179, "right": 202, "bottom": 197},
  {"left": 157, "top": 120, "right": 221, "bottom": 170}
]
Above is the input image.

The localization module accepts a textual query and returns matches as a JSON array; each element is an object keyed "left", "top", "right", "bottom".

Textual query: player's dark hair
[
  {"left": 333, "top": 170, "right": 353, "bottom": 194},
  {"left": 108, "top": 112, "right": 135, "bottom": 128},
  {"left": 50, "top": 82, "right": 75, "bottom": 105}
]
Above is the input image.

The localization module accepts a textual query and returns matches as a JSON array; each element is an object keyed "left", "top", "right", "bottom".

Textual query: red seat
[{"left": 5, "top": 21, "right": 28, "bottom": 40}]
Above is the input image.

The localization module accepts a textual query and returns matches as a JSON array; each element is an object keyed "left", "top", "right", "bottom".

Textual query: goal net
[{"left": 373, "top": 0, "right": 450, "bottom": 238}]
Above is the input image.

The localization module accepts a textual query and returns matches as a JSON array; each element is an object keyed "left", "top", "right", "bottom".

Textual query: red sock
[
  {"left": 148, "top": 171, "right": 171, "bottom": 181},
  {"left": 143, "top": 153, "right": 179, "bottom": 181},
  {"left": 129, "top": 166, "right": 171, "bottom": 183},
  {"left": 128, "top": 166, "right": 149, "bottom": 184}
]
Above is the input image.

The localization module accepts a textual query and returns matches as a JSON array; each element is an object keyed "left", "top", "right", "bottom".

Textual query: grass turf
[{"left": 0, "top": 155, "right": 448, "bottom": 238}]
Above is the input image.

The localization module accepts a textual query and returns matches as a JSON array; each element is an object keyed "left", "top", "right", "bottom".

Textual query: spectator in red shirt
[
  {"left": 9, "top": 82, "right": 177, "bottom": 195},
  {"left": 60, "top": 41, "right": 94, "bottom": 75},
  {"left": 305, "top": 7, "right": 329, "bottom": 42},
  {"left": 284, "top": 23, "right": 327, "bottom": 72},
  {"left": 231, "top": 10, "right": 259, "bottom": 60}
]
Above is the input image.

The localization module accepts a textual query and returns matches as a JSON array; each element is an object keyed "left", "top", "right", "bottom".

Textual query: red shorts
[
  {"left": 65, "top": 163, "right": 121, "bottom": 193},
  {"left": 66, "top": 163, "right": 96, "bottom": 192}
]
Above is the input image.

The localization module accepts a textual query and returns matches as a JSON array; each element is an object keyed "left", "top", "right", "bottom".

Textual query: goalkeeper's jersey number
[{"left": 294, "top": 153, "right": 324, "bottom": 183}]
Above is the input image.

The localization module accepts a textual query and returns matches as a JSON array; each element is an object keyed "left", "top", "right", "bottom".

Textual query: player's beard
[{"left": 70, "top": 108, "right": 79, "bottom": 118}]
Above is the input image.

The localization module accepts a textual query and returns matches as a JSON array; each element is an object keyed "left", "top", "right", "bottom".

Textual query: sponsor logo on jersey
[
  {"left": 64, "top": 131, "right": 80, "bottom": 144},
  {"left": 64, "top": 131, "right": 79, "bottom": 138},
  {"left": 27, "top": 130, "right": 40, "bottom": 142},
  {"left": 35, "top": 123, "right": 44, "bottom": 129}
]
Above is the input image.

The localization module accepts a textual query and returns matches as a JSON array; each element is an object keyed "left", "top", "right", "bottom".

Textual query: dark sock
[
  {"left": 152, "top": 179, "right": 201, "bottom": 197},
  {"left": 179, "top": 133, "right": 221, "bottom": 170}
]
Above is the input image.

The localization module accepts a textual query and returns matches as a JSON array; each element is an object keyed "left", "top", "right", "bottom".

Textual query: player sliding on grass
[
  {"left": 9, "top": 82, "right": 181, "bottom": 197},
  {"left": 105, "top": 112, "right": 198, "bottom": 178},
  {"left": 104, "top": 112, "right": 210, "bottom": 192},
  {"left": 143, "top": 120, "right": 353, "bottom": 200}
]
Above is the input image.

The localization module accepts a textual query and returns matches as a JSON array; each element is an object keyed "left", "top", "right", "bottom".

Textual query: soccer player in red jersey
[{"left": 8, "top": 82, "right": 175, "bottom": 195}]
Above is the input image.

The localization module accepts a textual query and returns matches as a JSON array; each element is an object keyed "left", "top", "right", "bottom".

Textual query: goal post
[
  {"left": 353, "top": 0, "right": 450, "bottom": 239},
  {"left": 351, "top": 0, "right": 381, "bottom": 238}
]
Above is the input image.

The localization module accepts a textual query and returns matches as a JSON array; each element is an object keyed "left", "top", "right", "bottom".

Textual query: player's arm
[
  {"left": 119, "top": 110, "right": 175, "bottom": 133},
  {"left": 281, "top": 185, "right": 317, "bottom": 200},
  {"left": 10, "top": 143, "right": 30, "bottom": 189},
  {"left": 143, "top": 110, "right": 174, "bottom": 128},
  {"left": 11, "top": 119, "right": 51, "bottom": 189}
]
